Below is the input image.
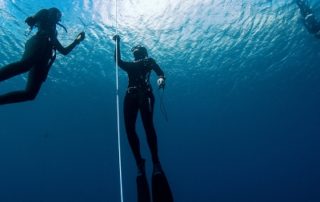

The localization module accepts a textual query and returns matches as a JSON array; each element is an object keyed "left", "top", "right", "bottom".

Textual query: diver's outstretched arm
[
  {"left": 53, "top": 32, "right": 85, "bottom": 55},
  {"left": 112, "top": 35, "right": 129, "bottom": 70},
  {"left": 113, "top": 35, "right": 121, "bottom": 64}
]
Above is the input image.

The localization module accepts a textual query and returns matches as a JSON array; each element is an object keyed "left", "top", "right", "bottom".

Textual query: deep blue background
[{"left": 1, "top": 0, "right": 320, "bottom": 201}]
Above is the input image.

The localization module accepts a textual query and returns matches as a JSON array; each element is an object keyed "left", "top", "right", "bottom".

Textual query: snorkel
[
  {"left": 57, "top": 22, "right": 67, "bottom": 33},
  {"left": 48, "top": 7, "right": 68, "bottom": 33}
]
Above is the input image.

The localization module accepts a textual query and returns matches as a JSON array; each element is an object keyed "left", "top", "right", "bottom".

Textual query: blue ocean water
[{"left": 1, "top": 0, "right": 320, "bottom": 201}]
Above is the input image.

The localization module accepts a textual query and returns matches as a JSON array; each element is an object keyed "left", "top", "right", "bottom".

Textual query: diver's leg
[
  {"left": 140, "top": 93, "right": 160, "bottom": 165},
  {"left": 0, "top": 60, "right": 33, "bottom": 82},
  {"left": 124, "top": 93, "right": 145, "bottom": 168},
  {"left": 0, "top": 34, "right": 45, "bottom": 82},
  {"left": 0, "top": 68, "right": 42, "bottom": 105}
]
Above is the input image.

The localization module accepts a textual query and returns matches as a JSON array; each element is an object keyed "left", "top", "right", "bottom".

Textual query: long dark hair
[{"left": 25, "top": 8, "right": 66, "bottom": 32}]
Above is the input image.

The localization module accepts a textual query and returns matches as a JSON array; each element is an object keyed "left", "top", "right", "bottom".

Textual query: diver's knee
[
  {"left": 29, "top": 93, "right": 37, "bottom": 100},
  {"left": 27, "top": 94, "right": 37, "bottom": 101},
  {"left": 24, "top": 91, "right": 38, "bottom": 101}
]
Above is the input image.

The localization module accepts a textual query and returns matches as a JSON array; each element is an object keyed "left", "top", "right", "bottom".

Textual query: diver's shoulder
[
  {"left": 147, "top": 57, "right": 155, "bottom": 61},
  {"left": 145, "top": 57, "right": 157, "bottom": 64},
  {"left": 132, "top": 57, "right": 157, "bottom": 65}
]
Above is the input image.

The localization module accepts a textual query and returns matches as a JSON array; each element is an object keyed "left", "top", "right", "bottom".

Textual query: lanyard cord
[
  {"left": 159, "top": 88, "right": 169, "bottom": 122},
  {"left": 115, "top": 0, "right": 124, "bottom": 201}
]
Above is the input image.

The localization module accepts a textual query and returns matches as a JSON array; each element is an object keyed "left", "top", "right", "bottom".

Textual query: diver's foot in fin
[
  {"left": 136, "top": 174, "right": 151, "bottom": 202},
  {"left": 152, "top": 170, "right": 174, "bottom": 202},
  {"left": 137, "top": 159, "right": 146, "bottom": 176},
  {"left": 152, "top": 162, "right": 163, "bottom": 176}
]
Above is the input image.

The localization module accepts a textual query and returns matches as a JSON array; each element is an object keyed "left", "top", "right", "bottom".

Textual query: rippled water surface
[{"left": 1, "top": 0, "right": 320, "bottom": 201}]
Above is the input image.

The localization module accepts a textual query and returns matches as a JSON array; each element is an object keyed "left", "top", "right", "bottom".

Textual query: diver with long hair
[
  {"left": 296, "top": 0, "right": 320, "bottom": 38},
  {"left": 0, "top": 7, "right": 85, "bottom": 105}
]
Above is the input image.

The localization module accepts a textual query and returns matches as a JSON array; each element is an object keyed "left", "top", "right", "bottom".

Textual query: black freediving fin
[
  {"left": 152, "top": 171, "right": 174, "bottom": 202},
  {"left": 137, "top": 174, "right": 151, "bottom": 202}
]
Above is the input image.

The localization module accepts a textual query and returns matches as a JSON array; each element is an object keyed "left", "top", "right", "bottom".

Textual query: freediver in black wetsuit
[
  {"left": 113, "top": 35, "right": 173, "bottom": 202},
  {"left": 296, "top": 0, "right": 320, "bottom": 38},
  {"left": 0, "top": 7, "right": 85, "bottom": 105},
  {"left": 113, "top": 35, "right": 165, "bottom": 176}
]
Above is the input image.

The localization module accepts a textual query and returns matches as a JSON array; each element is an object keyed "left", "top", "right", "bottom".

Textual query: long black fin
[
  {"left": 137, "top": 174, "right": 151, "bottom": 202},
  {"left": 152, "top": 172, "right": 174, "bottom": 202}
]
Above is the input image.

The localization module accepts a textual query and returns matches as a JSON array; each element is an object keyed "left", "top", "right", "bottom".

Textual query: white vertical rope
[{"left": 115, "top": 0, "right": 124, "bottom": 201}]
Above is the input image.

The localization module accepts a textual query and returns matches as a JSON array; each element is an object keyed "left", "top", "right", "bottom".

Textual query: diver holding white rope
[
  {"left": 113, "top": 34, "right": 173, "bottom": 202},
  {"left": 113, "top": 34, "right": 165, "bottom": 176}
]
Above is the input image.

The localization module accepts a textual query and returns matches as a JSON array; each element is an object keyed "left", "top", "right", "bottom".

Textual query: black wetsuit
[
  {"left": 0, "top": 10, "right": 79, "bottom": 105},
  {"left": 115, "top": 43, "right": 164, "bottom": 166}
]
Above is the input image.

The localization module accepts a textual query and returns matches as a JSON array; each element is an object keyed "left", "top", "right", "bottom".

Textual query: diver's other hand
[
  {"left": 75, "top": 32, "right": 85, "bottom": 44},
  {"left": 113, "top": 35, "right": 120, "bottom": 41},
  {"left": 157, "top": 77, "right": 165, "bottom": 89}
]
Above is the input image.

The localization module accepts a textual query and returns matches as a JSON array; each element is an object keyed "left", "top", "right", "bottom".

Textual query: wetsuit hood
[{"left": 132, "top": 45, "right": 148, "bottom": 60}]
